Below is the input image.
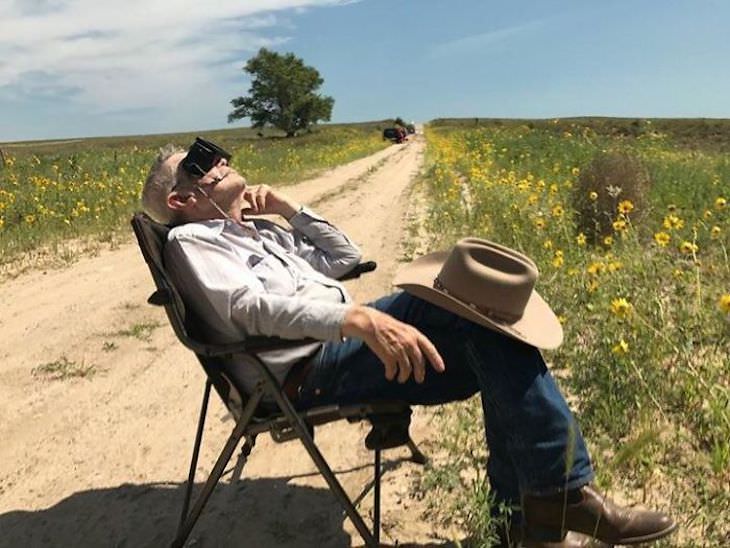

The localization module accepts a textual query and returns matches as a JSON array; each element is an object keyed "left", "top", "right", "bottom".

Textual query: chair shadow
[{"left": 0, "top": 467, "right": 462, "bottom": 547}]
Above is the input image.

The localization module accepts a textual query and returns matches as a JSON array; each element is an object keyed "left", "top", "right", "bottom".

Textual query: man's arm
[{"left": 243, "top": 184, "right": 362, "bottom": 279}]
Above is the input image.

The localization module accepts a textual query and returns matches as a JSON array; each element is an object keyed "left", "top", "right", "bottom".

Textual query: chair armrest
[
  {"left": 338, "top": 261, "right": 377, "bottom": 281},
  {"left": 201, "top": 336, "right": 319, "bottom": 358}
]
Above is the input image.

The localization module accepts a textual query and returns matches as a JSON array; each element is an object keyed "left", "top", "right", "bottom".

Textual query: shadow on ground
[{"left": 0, "top": 475, "right": 462, "bottom": 547}]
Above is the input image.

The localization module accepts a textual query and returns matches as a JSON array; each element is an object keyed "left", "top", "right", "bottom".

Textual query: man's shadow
[{"left": 0, "top": 465, "right": 462, "bottom": 547}]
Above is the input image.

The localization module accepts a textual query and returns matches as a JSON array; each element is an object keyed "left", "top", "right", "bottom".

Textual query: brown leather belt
[{"left": 282, "top": 355, "right": 315, "bottom": 403}]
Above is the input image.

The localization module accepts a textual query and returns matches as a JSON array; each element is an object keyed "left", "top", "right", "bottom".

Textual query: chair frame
[{"left": 131, "top": 212, "right": 427, "bottom": 548}]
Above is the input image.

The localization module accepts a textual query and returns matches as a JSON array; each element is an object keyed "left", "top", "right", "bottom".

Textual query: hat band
[{"left": 433, "top": 277, "right": 521, "bottom": 324}]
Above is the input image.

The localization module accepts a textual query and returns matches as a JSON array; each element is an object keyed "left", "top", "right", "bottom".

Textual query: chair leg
[
  {"left": 171, "top": 386, "right": 264, "bottom": 548},
  {"left": 373, "top": 448, "right": 382, "bottom": 546},
  {"left": 230, "top": 434, "right": 256, "bottom": 484},
  {"left": 178, "top": 379, "right": 213, "bottom": 533},
  {"left": 406, "top": 436, "right": 428, "bottom": 465}
]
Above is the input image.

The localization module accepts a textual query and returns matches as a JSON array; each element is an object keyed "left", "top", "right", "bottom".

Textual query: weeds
[
  {"left": 102, "top": 341, "right": 118, "bottom": 352},
  {"left": 111, "top": 320, "right": 162, "bottom": 342},
  {"left": 32, "top": 355, "right": 98, "bottom": 380}
]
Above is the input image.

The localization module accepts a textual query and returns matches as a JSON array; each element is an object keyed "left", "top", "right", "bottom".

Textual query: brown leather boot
[{"left": 522, "top": 484, "right": 677, "bottom": 545}]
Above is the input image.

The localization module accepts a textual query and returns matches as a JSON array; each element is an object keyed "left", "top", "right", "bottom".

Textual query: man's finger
[
  {"left": 408, "top": 342, "right": 426, "bottom": 383},
  {"left": 396, "top": 347, "right": 412, "bottom": 383},
  {"left": 419, "top": 334, "right": 445, "bottom": 373},
  {"left": 242, "top": 191, "right": 258, "bottom": 213},
  {"left": 255, "top": 190, "right": 266, "bottom": 211}
]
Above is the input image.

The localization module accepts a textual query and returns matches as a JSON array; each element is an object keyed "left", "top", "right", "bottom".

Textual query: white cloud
[{"left": 0, "top": 0, "right": 349, "bottom": 116}]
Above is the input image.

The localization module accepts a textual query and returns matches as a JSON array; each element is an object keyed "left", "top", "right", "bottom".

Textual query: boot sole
[{"left": 604, "top": 521, "right": 678, "bottom": 545}]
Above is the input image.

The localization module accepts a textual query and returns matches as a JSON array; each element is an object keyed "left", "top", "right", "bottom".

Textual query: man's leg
[{"left": 298, "top": 292, "right": 592, "bottom": 516}]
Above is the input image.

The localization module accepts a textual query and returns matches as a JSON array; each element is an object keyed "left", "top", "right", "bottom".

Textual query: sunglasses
[{"left": 180, "top": 137, "right": 232, "bottom": 178}]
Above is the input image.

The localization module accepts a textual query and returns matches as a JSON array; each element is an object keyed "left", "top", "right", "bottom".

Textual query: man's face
[{"left": 165, "top": 153, "right": 248, "bottom": 220}]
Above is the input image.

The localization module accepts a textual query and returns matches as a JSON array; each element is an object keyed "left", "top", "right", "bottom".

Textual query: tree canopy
[{"left": 228, "top": 48, "right": 334, "bottom": 137}]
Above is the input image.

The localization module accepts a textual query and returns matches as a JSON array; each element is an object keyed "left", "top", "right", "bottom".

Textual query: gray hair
[{"left": 141, "top": 144, "right": 195, "bottom": 224}]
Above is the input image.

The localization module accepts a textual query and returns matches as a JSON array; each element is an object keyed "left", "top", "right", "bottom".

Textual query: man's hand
[
  {"left": 342, "top": 305, "right": 445, "bottom": 383},
  {"left": 242, "top": 185, "right": 302, "bottom": 219}
]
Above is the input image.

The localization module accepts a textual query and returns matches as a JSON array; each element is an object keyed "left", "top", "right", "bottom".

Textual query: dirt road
[{"left": 0, "top": 135, "right": 455, "bottom": 547}]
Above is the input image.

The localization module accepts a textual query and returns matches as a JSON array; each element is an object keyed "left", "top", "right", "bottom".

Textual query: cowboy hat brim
[{"left": 393, "top": 251, "right": 563, "bottom": 349}]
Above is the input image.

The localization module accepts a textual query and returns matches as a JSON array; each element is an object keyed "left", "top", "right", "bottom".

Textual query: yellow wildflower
[
  {"left": 551, "top": 204, "right": 564, "bottom": 218},
  {"left": 672, "top": 268, "right": 683, "bottom": 279},
  {"left": 654, "top": 232, "right": 671, "bottom": 247},
  {"left": 586, "top": 279, "right": 599, "bottom": 293},
  {"left": 608, "top": 261, "right": 623, "bottom": 272},
  {"left": 549, "top": 184, "right": 559, "bottom": 195},
  {"left": 576, "top": 233, "right": 587, "bottom": 246},
  {"left": 663, "top": 215, "right": 684, "bottom": 230},
  {"left": 679, "top": 241, "right": 699, "bottom": 254},
  {"left": 552, "top": 250, "right": 564, "bottom": 268},
  {"left": 612, "top": 339, "right": 630, "bottom": 355},
  {"left": 719, "top": 294, "right": 730, "bottom": 314},
  {"left": 589, "top": 191, "right": 598, "bottom": 201},
  {"left": 612, "top": 219, "right": 628, "bottom": 232},
  {"left": 587, "top": 262, "right": 604, "bottom": 276},
  {"left": 617, "top": 200, "right": 634, "bottom": 214},
  {"left": 543, "top": 239, "right": 553, "bottom": 250},
  {"left": 603, "top": 236, "right": 613, "bottom": 247},
  {"left": 535, "top": 218, "right": 546, "bottom": 230},
  {"left": 610, "top": 298, "right": 633, "bottom": 318},
  {"left": 715, "top": 197, "right": 727, "bottom": 210},
  {"left": 710, "top": 226, "right": 721, "bottom": 239},
  {"left": 528, "top": 194, "right": 539, "bottom": 205},
  {"left": 571, "top": 167, "right": 580, "bottom": 176},
  {"left": 703, "top": 210, "right": 713, "bottom": 220}
]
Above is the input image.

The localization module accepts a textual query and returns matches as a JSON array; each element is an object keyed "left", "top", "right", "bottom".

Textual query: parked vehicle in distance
[{"left": 383, "top": 127, "right": 408, "bottom": 143}]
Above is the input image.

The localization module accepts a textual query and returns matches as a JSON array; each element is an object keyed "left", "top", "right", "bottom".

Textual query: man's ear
[{"left": 167, "top": 190, "right": 197, "bottom": 212}]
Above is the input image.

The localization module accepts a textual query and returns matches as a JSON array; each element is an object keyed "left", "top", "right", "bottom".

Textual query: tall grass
[{"left": 417, "top": 120, "right": 729, "bottom": 546}]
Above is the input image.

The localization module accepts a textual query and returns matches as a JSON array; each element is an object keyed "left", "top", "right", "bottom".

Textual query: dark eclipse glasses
[{"left": 180, "top": 137, "right": 232, "bottom": 178}]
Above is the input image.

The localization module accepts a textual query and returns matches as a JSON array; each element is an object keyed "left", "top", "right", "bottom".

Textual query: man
[{"left": 142, "top": 138, "right": 676, "bottom": 547}]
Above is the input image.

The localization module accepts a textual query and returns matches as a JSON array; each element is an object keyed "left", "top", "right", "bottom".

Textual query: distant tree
[
  {"left": 394, "top": 117, "right": 406, "bottom": 127},
  {"left": 228, "top": 48, "right": 334, "bottom": 137}
]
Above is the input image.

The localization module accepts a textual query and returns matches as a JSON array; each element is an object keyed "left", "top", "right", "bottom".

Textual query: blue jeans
[{"left": 297, "top": 292, "right": 594, "bottom": 513}]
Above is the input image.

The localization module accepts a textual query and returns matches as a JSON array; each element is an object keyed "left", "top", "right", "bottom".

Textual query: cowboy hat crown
[{"left": 394, "top": 238, "right": 563, "bottom": 349}]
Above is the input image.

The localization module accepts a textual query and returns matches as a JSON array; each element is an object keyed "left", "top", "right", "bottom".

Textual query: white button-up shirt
[{"left": 164, "top": 207, "right": 362, "bottom": 396}]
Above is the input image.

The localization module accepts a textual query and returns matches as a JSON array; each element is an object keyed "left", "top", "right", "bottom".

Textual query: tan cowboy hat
[{"left": 393, "top": 238, "right": 563, "bottom": 349}]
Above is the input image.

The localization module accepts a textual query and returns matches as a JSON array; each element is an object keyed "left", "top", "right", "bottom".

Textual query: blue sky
[{"left": 1, "top": 0, "right": 728, "bottom": 141}]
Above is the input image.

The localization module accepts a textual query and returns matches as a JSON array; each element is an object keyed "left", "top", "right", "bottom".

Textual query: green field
[
  {"left": 0, "top": 121, "right": 391, "bottom": 273},
  {"left": 418, "top": 118, "right": 729, "bottom": 546}
]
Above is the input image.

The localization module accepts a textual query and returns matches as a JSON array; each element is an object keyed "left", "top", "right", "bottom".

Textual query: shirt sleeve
[
  {"left": 258, "top": 207, "right": 362, "bottom": 279},
  {"left": 165, "top": 230, "right": 350, "bottom": 342}
]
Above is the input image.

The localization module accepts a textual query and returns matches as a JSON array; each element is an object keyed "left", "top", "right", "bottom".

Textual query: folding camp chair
[{"left": 131, "top": 212, "right": 428, "bottom": 548}]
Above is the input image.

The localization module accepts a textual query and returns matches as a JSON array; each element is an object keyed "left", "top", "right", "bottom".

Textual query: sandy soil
[{"left": 0, "top": 135, "right": 460, "bottom": 547}]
